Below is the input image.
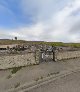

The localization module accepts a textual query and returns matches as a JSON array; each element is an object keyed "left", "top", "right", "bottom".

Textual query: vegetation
[
  {"left": 0, "top": 39, "right": 80, "bottom": 47},
  {"left": 15, "top": 37, "right": 17, "bottom": 40},
  {"left": 41, "top": 42, "right": 80, "bottom": 47},
  {"left": 40, "top": 42, "right": 80, "bottom": 48},
  {"left": 11, "top": 67, "right": 22, "bottom": 74},
  {"left": 0, "top": 39, "right": 26, "bottom": 45}
]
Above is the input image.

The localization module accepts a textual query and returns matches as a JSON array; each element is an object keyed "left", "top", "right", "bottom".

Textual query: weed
[{"left": 11, "top": 67, "right": 22, "bottom": 74}]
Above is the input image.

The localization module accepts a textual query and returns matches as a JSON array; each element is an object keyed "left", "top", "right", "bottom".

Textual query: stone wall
[
  {"left": 40, "top": 50, "right": 80, "bottom": 61},
  {"left": 0, "top": 50, "right": 80, "bottom": 69},
  {"left": 56, "top": 51, "right": 80, "bottom": 61},
  {"left": 0, "top": 51, "right": 40, "bottom": 69}
]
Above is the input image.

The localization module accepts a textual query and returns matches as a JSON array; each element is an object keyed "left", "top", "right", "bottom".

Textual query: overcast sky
[{"left": 0, "top": 0, "right": 80, "bottom": 42}]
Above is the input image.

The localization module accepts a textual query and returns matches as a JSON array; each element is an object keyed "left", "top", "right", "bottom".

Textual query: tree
[{"left": 15, "top": 37, "right": 17, "bottom": 40}]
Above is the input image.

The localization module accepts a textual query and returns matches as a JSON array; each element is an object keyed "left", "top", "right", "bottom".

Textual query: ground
[
  {"left": 0, "top": 58, "right": 80, "bottom": 92},
  {"left": 28, "top": 70, "right": 80, "bottom": 92}
]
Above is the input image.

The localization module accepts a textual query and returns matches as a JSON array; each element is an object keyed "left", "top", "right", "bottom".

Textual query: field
[{"left": 0, "top": 39, "right": 80, "bottom": 47}]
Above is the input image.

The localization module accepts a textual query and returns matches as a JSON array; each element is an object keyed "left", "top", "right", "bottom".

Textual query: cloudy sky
[{"left": 0, "top": 0, "right": 80, "bottom": 42}]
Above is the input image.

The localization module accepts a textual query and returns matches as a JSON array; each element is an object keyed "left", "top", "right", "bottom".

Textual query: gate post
[
  {"left": 52, "top": 46, "right": 56, "bottom": 62},
  {"left": 35, "top": 50, "right": 40, "bottom": 64}
]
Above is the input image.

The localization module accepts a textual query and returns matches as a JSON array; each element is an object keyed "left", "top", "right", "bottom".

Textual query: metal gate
[{"left": 40, "top": 47, "right": 56, "bottom": 62}]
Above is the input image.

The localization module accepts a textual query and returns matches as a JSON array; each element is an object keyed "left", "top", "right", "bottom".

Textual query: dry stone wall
[
  {"left": 56, "top": 51, "right": 80, "bottom": 61},
  {"left": 0, "top": 50, "right": 80, "bottom": 69},
  {"left": 0, "top": 51, "right": 40, "bottom": 69}
]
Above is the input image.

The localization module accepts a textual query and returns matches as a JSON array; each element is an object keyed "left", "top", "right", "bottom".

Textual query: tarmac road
[{"left": 28, "top": 70, "right": 80, "bottom": 92}]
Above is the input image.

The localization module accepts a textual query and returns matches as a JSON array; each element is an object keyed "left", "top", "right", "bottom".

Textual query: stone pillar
[
  {"left": 35, "top": 50, "right": 40, "bottom": 64},
  {"left": 54, "top": 50, "right": 58, "bottom": 61}
]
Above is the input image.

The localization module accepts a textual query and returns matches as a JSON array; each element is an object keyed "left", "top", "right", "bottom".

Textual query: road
[{"left": 28, "top": 70, "right": 80, "bottom": 92}]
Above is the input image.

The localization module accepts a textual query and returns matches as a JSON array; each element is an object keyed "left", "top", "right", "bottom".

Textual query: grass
[
  {"left": 11, "top": 66, "right": 22, "bottom": 74},
  {"left": 0, "top": 39, "right": 80, "bottom": 47},
  {"left": 0, "top": 39, "right": 26, "bottom": 45}
]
